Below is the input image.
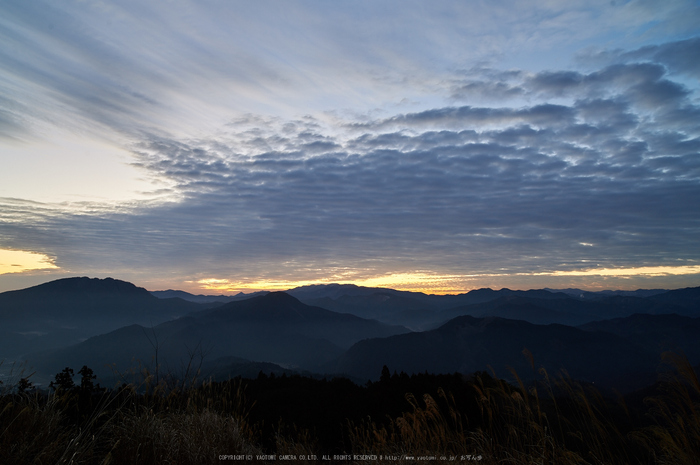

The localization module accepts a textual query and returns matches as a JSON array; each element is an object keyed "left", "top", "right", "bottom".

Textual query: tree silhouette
[
  {"left": 50, "top": 367, "right": 75, "bottom": 392},
  {"left": 78, "top": 365, "right": 97, "bottom": 392},
  {"left": 17, "top": 377, "right": 33, "bottom": 394},
  {"left": 380, "top": 365, "right": 391, "bottom": 383}
]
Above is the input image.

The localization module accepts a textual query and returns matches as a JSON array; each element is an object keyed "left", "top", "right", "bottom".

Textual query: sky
[{"left": 1, "top": 0, "right": 699, "bottom": 294}]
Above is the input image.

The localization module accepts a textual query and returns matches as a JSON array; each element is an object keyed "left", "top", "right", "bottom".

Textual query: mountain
[
  {"left": 10, "top": 278, "right": 700, "bottom": 390},
  {"left": 298, "top": 292, "right": 437, "bottom": 330},
  {"left": 579, "top": 313, "right": 700, "bottom": 361},
  {"left": 289, "top": 284, "right": 579, "bottom": 329},
  {"left": 546, "top": 288, "right": 669, "bottom": 299},
  {"left": 0, "top": 277, "right": 215, "bottom": 358},
  {"left": 432, "top": 294, "right": 689, "bottom": 327},
  {"left": 435, "top": 296, "right": 584, "bottom": 326},
  {"left": 330, "top": 313, "right": 698, "bottom": 392},
  {"left": 196, "top": 291, "right": 411, "bottom": 349},
  {"left": 26, "top": 292, "right": 410, "bottom": 383},
  {"left": 290, "top": 284, "right": 575, "bottom": 309},
  {"left": 647, "top": 287, "right": 700, "bottom": 315},
  {"left": 292, "top": 285, "right": 691, "bottom": 330},
  {"left": 150, "top": 289, "right": 268, "bottom": 303}
]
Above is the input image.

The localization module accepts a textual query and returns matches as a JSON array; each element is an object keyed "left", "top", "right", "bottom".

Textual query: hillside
[
  {"left": 0, "top": 277, "right": 214, "bottom": 358},
  {"left": 27, "top": 291, "right": 410, "bottom": 383},
  {"left": 330, "top": 313, "right": 698, "bottom": 392}
]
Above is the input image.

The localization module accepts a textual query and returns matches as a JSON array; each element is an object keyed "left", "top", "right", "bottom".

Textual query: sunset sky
[{"left": 1, "top": 0, "right": 699, "bottom": 294}]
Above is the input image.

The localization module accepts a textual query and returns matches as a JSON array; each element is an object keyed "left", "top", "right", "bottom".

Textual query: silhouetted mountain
[
  {"left": 9, "top": 278, "right": 700, "bottom": 391},
  {"left": 434, "top": 296, "right": 581, "bottom": 326},
  {"left": 191, "top": 291, "right": 411, "bottom": 349},
  {"left": 27, "top": 292, "right": 410, "bottom": 383},
  {"left": 579, "top": 313, "right": 700, "bottom": 361},
  {"left": 0, "top": 277, "right": 153, "bottom": 320},
  {"left": 647, "top": 286, "right": 700, "bottom": 315},
  {"left": 458, "top": 288, "right": 573, "bottom": 303},
  {"left": 299, "top": 292, "right": 437, "bottom": 330},
  {"left": 291, "top": 284, "right": 575, "bottom": 309},
  {"left": 150, "top": 289, "right": 268, "bottom": 303},
  {"left": 290, "top": 285, "right": 578, "bottom": 329},
  {"left": 289, "top": 284, "right": 699, "bottom": 322},
  {"left": 0, "top": 277, "right": 214, "bottom": 358},
  {"left": 288, "top": 283, "right": 471, "bottom": 311},
  {"left": 330, "top": 314, "right": 691, "bottom": 392},
  {"left": 287, "top": 283, "right": 384, "bottom": 300},
  {"left": 547, "top": 288, "right": 669, "bottom": 300},
  {"left": 433, "top": 294, "right": 688, "bottom": 327}
]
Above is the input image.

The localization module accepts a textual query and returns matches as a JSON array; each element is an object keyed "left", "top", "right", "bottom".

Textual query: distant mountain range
[
  {"left": 2, "top": 277, "right": 699, "bottom": 392},
  {"left": 544, "top": 288, "right": 669, "bottom": 299},
  {"left": 24, "top": 290, "right": 408, "bottom": 384},
  {"left": 0, "top": 277, "right": 215, "bottom": 359},
  {"left": 156, "top": 285, "right": 700, "bottom": 330},
  {"left": 150, "top": 289, "right": 267, "bottom": 304}
]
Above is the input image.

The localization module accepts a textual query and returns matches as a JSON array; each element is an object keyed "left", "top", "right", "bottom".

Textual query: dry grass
[
  {"left": 348, "top": 375, "right": 593, "bottom": 464},
  {"left": 348, "top": 388, "right": 475, "bottom": 462},
  {"left": 0, "top": 375, "right": 258, "bottom": 465},
  {"left": 639, "top": 352, "right": 700, "bottom": 465},
  {"left": 1, "top": 354, "right": 699, "bottom": 464},
  {"left": 0, "top": 389, "right": 121, "bottom": 465},
  {"left": 350, "top": 362, "right": 684, "bottom": 465},
  {"left": 104, "top": 379, "right": 260, "bottom": 465},
  {"left": 107, "top": 407, "right": 257, "bottom": 464}
]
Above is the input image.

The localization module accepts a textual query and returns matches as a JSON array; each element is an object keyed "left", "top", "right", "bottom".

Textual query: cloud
[
  {"left": 450, "top": 79, "right": 525, "bottom": 102},
  {"left": 3, "top": 1, "right": 697, "bottom": 145},
  {"left": 580, "top": 36, "right": 700, "bottom": 79},
  {"left": 353, "top": 104, "right": 578, "bottom": 131},
  {"left": 1, "top": 26, "right": 699, "bottom": 291},
  {"left": 539, "top": 265, "right": 700, "bottom": 277}
]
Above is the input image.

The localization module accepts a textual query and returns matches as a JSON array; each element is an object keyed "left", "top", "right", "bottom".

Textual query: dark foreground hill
[
  {"left": 7, "top": 363, "right": 698, "bottom": 464},
  {"left": 579, "top": 313, "right": 700, "bottom": 361},
  {"left": 0, "top": 277, "right": 213, "bottom": 358},
  {"left": 331, "top": 313, "right": 700, "bottom": 392},
  {"left": 27, "top": 292, "right": 409, "bottom": 383}
]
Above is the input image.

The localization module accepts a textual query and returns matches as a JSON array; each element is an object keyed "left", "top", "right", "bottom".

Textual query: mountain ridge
[
  {"left": 330, "top": 312, "right": 697, "bottom": 392},
  {"left": 0, "top": 276, "right": 215, "bottom": 358},
  {"left": 4, "top": 277, "right": 699, "bottom": 392},
  {"left": 24, "top": 290, "right": 410, "bottom": 383}
]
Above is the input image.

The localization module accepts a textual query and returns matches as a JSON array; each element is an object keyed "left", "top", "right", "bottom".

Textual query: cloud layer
[{"left": 1, "top": 1, "right": 699, "bottom": 292}]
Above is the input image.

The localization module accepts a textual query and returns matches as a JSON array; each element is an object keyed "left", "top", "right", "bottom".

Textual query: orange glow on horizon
[
  {"left": 194, "top": 264, "right": 700, "bottom": 295},
  {"left": 0, "top": 249, "right": 60, "bottom": 275},
  {"left": 535, "top": 265, "right": 700, "bottom": 277},
  {"left": 196, "top": 272, "right": 471, "bottom": 295}
]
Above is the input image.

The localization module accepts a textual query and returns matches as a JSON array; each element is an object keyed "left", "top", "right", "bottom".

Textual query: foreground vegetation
[{"left": 1, "top": 353, "right": 699, "bottom": 464}]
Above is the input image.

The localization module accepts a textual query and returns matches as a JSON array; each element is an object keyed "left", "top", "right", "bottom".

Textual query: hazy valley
[{"left": 2, "top": 276, "right": 699, "bottom": 393}]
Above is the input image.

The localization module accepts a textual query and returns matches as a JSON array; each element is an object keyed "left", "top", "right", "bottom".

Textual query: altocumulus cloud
[{"left": 1, "top": 37, "right": 699, "bottom": 290}]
